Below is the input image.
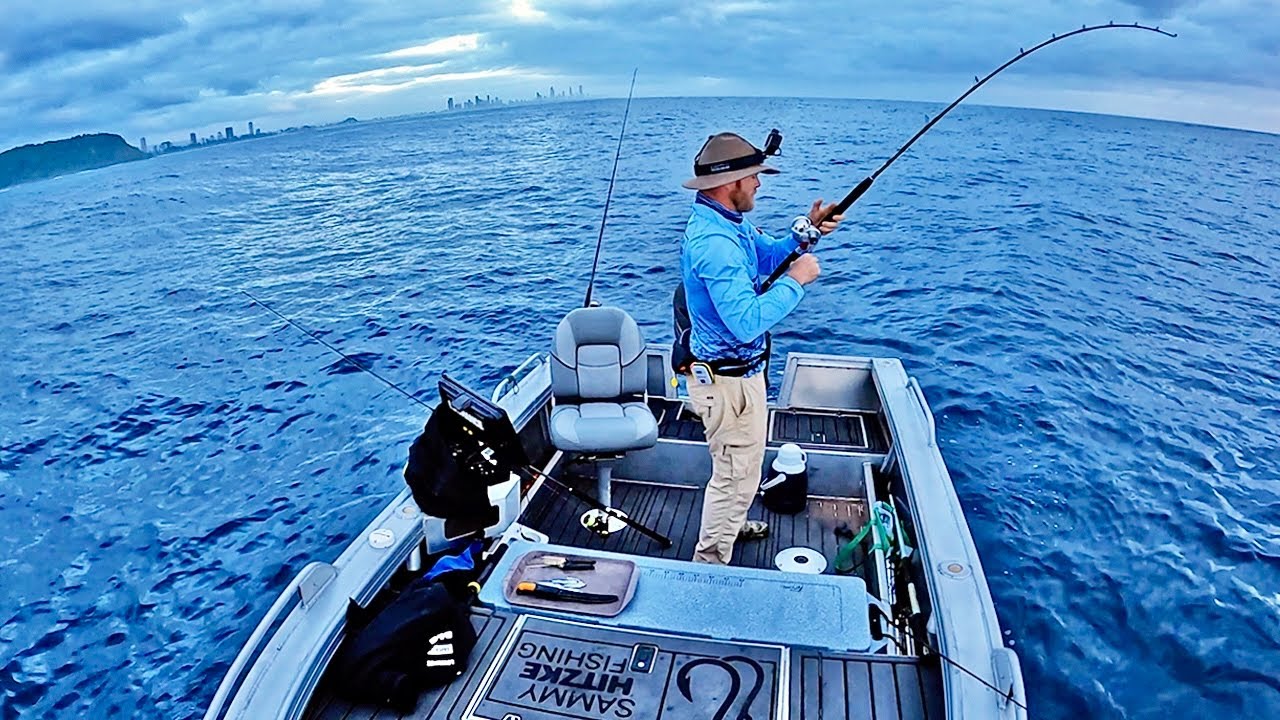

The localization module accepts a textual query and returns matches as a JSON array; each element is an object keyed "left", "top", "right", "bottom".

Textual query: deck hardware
[
  {"left": 296, "top": 563, "right": 338, "bottom": 609},
  {"left": 630, "top": 643, "right": 659, "bottom": 673},
  {"left": 938, "top": 560, "right": 971, "bottom": 579},
  {"left": 368, "top": 528, "right": 395, "bottom": 549},
  {"left": 398, "top": 503, "right": 419, "bottom": 518},
  {"left": 406, "top": 544, "right": 423, "bottom": 572}
]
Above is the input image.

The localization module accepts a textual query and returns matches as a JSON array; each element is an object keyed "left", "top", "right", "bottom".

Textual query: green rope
[{"left": 834, "top": 503, "right": 892, "bottom": 574}]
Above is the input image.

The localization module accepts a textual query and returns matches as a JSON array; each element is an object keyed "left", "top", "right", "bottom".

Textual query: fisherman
[{"left": 680, "top": 131, "right": 841, "bottom": 564}]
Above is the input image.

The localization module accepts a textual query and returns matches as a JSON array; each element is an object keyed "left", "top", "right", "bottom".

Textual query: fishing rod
[
  {"left": 242, "top": 288, "right": 673, "bottom": 547},
  {"left": 583, "top": 68, "right": 638, "bottom": 308},
  {"left": 760, "top": 22, "right": 1177, "bottom": 293}
]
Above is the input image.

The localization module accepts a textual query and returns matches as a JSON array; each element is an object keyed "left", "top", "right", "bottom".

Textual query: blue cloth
[
  {"left": 680, "top": 194, "right": 805, "bottom": 375},
  {"left": 423, "top": 540, "right": 482, "bottom": 581}
]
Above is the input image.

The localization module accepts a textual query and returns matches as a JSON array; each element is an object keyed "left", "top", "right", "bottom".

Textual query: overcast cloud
[{"left": 1, "top": 0, "right": 1277, "bottom": 149}]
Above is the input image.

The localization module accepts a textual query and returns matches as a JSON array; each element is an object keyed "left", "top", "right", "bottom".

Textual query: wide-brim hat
[{"left": 681, "top": 132, "right": 779, "bottom": 190}]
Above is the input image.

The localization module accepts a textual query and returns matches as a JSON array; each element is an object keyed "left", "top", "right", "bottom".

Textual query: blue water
[{"left": 2, "top": 98, "right": 1278, "bottom": 718}]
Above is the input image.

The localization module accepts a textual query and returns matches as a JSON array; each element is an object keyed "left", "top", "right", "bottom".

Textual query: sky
[{"left": 1, "top": 0, "right": 1278, "bottom": 150}]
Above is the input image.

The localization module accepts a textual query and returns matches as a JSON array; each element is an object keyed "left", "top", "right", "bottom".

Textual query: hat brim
[{"left": 681, "top": 163, "right": 779, "bottom": 191}]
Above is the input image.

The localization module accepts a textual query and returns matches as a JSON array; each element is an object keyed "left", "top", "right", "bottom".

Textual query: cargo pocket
[{"left": 688, "top": 382, "right": 724, "bottom": 441}]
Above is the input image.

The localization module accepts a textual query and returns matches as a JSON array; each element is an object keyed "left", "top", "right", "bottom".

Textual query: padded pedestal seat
[{"left": 549, "top": 402, "right": 658, "bottom": 453}]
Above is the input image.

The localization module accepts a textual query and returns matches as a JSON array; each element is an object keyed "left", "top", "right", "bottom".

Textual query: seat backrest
[{"left": 550, "top": 306, "right": 646, "bottom": 401}]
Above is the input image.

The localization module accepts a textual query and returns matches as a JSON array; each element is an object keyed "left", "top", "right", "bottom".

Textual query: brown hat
[{"left": 681, "top": 132, "right": 780, "bottom": 190}]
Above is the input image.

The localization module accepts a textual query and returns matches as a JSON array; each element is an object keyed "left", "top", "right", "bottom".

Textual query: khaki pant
[{"left": 687, "top": 372, "right": 768, "bottom": 564}]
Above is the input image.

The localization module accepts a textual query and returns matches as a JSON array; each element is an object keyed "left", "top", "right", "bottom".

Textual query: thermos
[{"left": 761, "top": 443, "right": 808, "bottom": 514}]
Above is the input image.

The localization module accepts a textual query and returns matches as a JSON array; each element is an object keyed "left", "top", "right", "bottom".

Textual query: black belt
[
  {"left": 700, "top": 334, "right": 771, "bottom": 378},
  {"left": 705, "top": 354, "right": 765, "bottom": 377}
]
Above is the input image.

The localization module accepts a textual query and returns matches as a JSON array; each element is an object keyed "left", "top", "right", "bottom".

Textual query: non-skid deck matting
[
  {"left": 519, "top": 479, "right": 866, "bottom": 571},
  {"left": 306, "top": 611, "right": 942, "bottom": 720}
]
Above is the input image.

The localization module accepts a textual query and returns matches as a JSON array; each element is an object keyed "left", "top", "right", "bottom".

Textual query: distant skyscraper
[
  {"left": 248, "top": 121, "right": 254, "bottom": 136},
  {"left": 225, "top": 126, "right": 235, "bottom": 140},
  {"left": 550, "top": 85, "right": 555, "bottom": 98},
  {"left": 448, "top": 97, "right": 454, "bottom": 110},
  {"left": 579, "top": 84, "right": 583, "bottom": 96},
  {"left": 190, "top": 132, "right": 197, "bottom": 146},
  {"left": 139, "top": 137, "right": 147, "bottom": 152}
]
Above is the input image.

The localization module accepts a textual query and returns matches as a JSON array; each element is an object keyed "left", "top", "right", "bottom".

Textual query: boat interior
[
  {"left": 296, "top": 307, "right": 949, "bottom": 720},
  {"left": 206, "top": 305, "right": 1027, "bottom": 720}
]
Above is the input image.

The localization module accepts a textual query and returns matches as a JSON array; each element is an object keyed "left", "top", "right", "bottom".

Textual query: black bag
[
  {"left": 404, "top": 409, "right": 497, "bottom": 525},
  {"left": 671, "top": 282, "right": 696, "bottom": 374},
  {"left": 404, "top": 376, "right": 530, "bottom": 528},
  {"left": 333, "top": 576, "right": 478, "bottom": 713}
]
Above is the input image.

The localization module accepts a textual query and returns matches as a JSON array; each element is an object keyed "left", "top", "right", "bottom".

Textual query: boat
[{"left": 204, "top": 305, "right": 1027, "bottom": 719}]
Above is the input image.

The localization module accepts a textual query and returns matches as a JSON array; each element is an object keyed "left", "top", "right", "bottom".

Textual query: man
[{"left": 680, "top": 131, "right": 841, "bottom": 565}]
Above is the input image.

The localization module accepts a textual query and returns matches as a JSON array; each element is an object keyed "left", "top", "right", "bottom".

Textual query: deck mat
[
  {"left": 791, "top": 650, "right": 944, "bottom": 720},
  {"left": 771, "top": 409, "right": 889, "bottom": 452},
  {"left": 519, "top": 480, "right": 866, "bottom": 572},
  {"left": 472, "top": 616, "right": 782, "bottom": 720}
]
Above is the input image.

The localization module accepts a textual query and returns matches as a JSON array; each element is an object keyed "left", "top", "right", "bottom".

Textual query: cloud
[
  {"left": 0, "top": 13, "right": 185, "bottom": 71},
  {"left": 380, "top": 33, "right": 484, "bottom": 59},
  {"left": 0, "top": 0, "right": 1277, "bottom": 148}
]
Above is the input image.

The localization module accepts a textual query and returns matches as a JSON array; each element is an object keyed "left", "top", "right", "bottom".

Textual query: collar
[{"left": 695, "top": 192, "right": 743, "bottom": 224}]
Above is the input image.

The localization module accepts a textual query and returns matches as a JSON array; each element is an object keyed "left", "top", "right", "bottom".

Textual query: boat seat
[{"left": 549, "top": 306, "right": 658, "bottom": 505}]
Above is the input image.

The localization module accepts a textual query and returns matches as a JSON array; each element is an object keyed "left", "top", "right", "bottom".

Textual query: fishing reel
[{"left": 790, "top": 215, "right": 822, "bottom": 249}]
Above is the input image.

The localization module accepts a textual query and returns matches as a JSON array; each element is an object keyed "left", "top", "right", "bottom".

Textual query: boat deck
[
  {"left": 519, "top": 479, "right": 866, "bottom": 571},
  {"left": 305, "top": 609, "right": 945, "bottom": 720}
]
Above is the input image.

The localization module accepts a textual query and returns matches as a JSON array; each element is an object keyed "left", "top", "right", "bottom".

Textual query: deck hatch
[
  {"left": 770, "top": 409, "right": 887, "bottom": 452},
  {"left": 468, "top": 617, "right": 782, "bottom": 720}
]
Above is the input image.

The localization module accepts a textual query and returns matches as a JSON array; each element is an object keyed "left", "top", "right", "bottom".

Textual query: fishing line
[
  {"left": 870, "top": 603, "right": 1029, "bottom": 712},
  {"left": 759, "top": 22, "right": 1177, "bottom": 293},
  {"left": 240, "top": 288, "right": 433, "bottom": 411},
  {"left": 583, "top": 68, "right": 638, "bottom": 308}
]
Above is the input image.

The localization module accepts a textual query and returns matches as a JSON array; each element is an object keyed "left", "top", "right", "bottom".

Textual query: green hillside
[{"left": 0, "top": 133, "right": 148, "bottom": 189}]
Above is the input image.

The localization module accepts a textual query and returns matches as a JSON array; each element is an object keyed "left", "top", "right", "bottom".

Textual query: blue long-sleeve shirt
[{"left": 680, "top": 194, "right": 806, "bottom": 375}]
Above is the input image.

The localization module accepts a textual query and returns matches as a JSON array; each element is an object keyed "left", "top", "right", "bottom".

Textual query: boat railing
[
  {"left": 203, "top": 562, "right": 338, "bottom": 720},
  {"left": 491, "top": 351, "right": 548, "bottom": 404},
  {"left": 908, "top": 376, "right": 937, "bottom": 448}
]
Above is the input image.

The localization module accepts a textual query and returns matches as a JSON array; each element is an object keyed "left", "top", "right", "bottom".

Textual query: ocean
[{"left": 1, "top": 97, "right": 1277, "bottom": 718}]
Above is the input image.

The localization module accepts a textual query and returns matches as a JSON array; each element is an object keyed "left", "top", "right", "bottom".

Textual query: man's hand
[
  {"left": 786, "top": 253, "right": 821, "bottom": 286},
  {"left": 807, "top": 199, "right": 845, "bottom": 236}
]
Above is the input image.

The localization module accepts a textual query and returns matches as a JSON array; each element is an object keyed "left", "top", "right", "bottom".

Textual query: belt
[
  {"left": 701, "top": 334, "right": 771, "bottom": 378},
  {"left": 704, "top": 354, "right": 766, "bottom": 377}
]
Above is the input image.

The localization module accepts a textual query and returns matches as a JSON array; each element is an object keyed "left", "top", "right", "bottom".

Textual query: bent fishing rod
[
  {"left": 241, "top": 289, "right": 673, "bottom": 548},
  {"left": 761, "top": 22, "right": 1177, "bottom": 293}
]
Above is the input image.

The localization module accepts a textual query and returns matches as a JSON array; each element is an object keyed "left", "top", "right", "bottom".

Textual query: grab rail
[
  {"left": 203, "top": 561, "right": 338, "bottom": 720},
  {"left": 491, "top": 352, "right": 549, "bottom": 403},
  {"left": 907, "top": 377, "right": 936, "bottom": 448}
]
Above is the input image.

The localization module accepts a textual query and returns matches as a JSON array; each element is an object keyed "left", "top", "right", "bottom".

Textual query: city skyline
[{"left": 128, "top": 83, "right": 593, "bottom": 155}]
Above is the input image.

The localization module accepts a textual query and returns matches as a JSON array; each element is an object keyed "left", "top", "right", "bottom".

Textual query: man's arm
[
  {"left": 691, "top": 232, "right": 804, "bottom": 345},
  {"left": 754, "top": 225, "right": 803, "bottom": 276}
]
